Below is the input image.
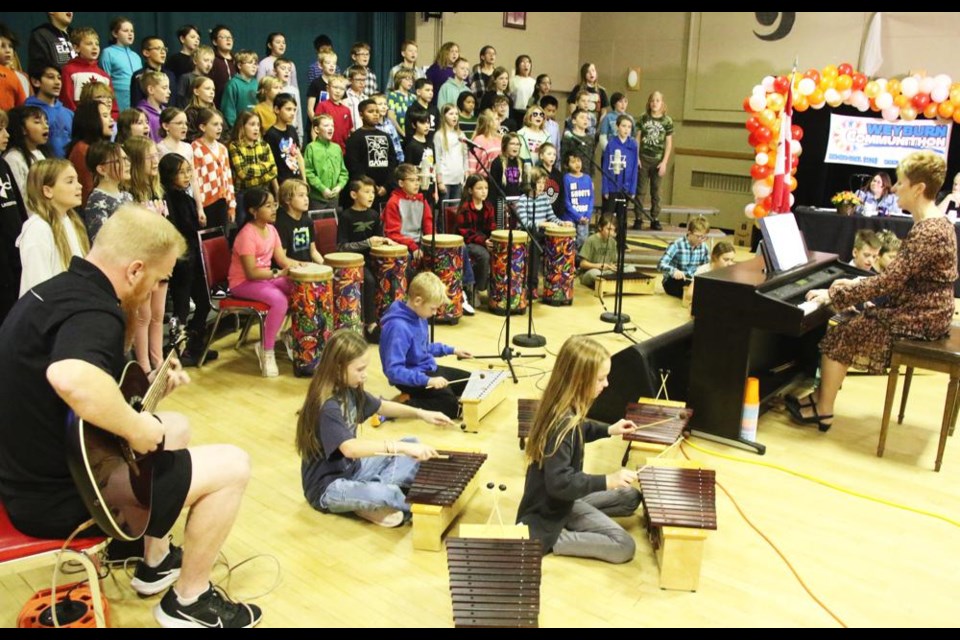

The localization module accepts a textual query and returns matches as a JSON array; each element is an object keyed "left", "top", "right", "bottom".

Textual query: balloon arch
[{"left": 742, "top": 63, "right": 958, "bottom": 218}]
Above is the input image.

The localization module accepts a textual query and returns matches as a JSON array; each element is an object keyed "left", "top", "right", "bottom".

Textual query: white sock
[
  {"left": 146, "top": 547, "right": 170, "bottom": 568},
  {"left": 175, "top": 587, "right": 202, "bottom": 606}
]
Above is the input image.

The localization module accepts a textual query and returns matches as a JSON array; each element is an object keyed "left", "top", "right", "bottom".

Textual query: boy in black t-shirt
[
  {"left": 337, "top": 176, "right": 397, "bottom": 342},
  {"left": 402, "top": 112, "right": 438, "bottom": 216},
  {"left": 343, "top": 98, "right": 397, "bottom": 209},
  {"left": 404, "top": 78, "right": 439, "bottom": 147},
  {"left": 265, "top": 92, "right": 305, "bottom": 184},
  {"left": 275, "top": 179, "right": 324, "bottom": 264}
]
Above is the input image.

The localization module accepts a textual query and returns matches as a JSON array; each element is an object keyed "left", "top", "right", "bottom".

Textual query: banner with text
[{"left": 825, "top": 114, "right": 952, "bottom": 168}]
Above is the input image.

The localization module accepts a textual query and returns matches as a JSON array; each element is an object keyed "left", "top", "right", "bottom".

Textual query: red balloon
[
  {"left": 851, "top": 73, "right": 867, "bottom": 91},
  {"left": 746, "top": 116, "right": 761, "bottom": 132},
  {"left": 748, "top": 132, "right": 760, "bottom": 147},
  {"left": 803, "top": 69, "right": 821, "bottom": 85},
  {"left": 912, "top": 93, "right": 931, "bottom": 111},
  {"left": 791, "top": 155, "right": 800, "bottom": 170},
  {"left": 791, "top": 124, "right": 804, "bottom": 141},
  {"left": 773, "top": 75, "right": 790, "bottom": 95},
  {"left": 743, "top": 96, "right": 754, "bottom": 113},
  {"left": 751, "top": 164, "right": 772, "bottom": 180},
  {"left": 837, "top": 63, "right": 854, "bottom": 77},
  {"left": 762, "top": 195, "right": 773, "bottom": 210},
  {"left": 755, "top": 126, "right": 773, "bottom": 143}
]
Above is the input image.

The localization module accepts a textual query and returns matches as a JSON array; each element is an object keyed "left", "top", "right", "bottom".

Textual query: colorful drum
[
  {"left": 488, "top": 229, "right": 528, "bottom": 315},
  {"left": 542, "top": 224, "right": 576, "bottom": 305},
  {"left": 422, "top": 233, "right": 464, "bottom": 324},
  {"left": 288, "top": 264, "right": 333, "bottom": 377},
  {"left": 324, "top": 252, "right": 365, "bottom": 334},
  {"left": 371, "top": 244, "right": 409, "bottom": 321}
]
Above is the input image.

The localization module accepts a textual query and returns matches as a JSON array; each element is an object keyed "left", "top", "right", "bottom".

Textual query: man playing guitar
[{"left": 0, "top": 205, "right": 262, "bottom": 628}]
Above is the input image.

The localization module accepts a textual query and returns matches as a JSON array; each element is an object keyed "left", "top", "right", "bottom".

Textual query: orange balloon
[
  {"left": 951, "top": 87, "right": 960, "bottom": 104},
  {"left": 753, "top": 203, "right": 769, "bottom": 219},
  {"left": 793, "top": 94, "right": 809, "bottom": 111},
  {"left": 788, "top": 175, "right": 798, "bottom": 192},
  {"left": 809, "top": 88, "right": 825, "bottom": 105},
  {"left": 952, "top": 108, "right": 960, "bottom": 124},
  {"left": 764, "top": 174, "right": 775, "bottom": 187},
  {"left": 835, "top": 74, "right": 853, "bottom": 91},
  {"left": 754, "top": 144, "right": 770, "bottom": 155},
  {"left": 819, "top": 76, "right": 835, "bottom": 91},
  {"left": 923, "top": 102, "right": 938, "bottom": 119},
  {"left": 766, "top": 152, "right": 777, "bottom": 167},
  {"left": 894, "top": 94, "right": 909, "bottom": 108},
  {"left": 938, "top": 100, "right": 955, "bottom": 119}
]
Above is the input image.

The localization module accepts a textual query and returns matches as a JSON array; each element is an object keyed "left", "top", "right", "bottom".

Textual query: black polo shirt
[{"left": 0, "top": 257, "right": 126, "bottom": 535}]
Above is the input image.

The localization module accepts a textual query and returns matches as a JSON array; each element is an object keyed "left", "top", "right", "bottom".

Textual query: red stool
[{"left": 0, "top": 500, "right": 108, "bottom": 627}]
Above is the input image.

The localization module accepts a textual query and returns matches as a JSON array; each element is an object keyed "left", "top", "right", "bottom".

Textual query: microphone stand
[
  {"left": 463, "top": 140, "right": 545, "bottom": 383},
  {"left": 570, "top": 136, "right": 637, "bottom": 343}
]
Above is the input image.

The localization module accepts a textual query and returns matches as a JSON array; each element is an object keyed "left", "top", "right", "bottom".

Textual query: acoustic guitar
[{"left": 66, "top": 332, "right": 185, "bottom": 541}]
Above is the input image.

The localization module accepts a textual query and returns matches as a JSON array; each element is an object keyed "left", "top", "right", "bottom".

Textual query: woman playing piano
[
  {"left": 790, "top": 150, "right": 957, "bottom": 432},
  {"left": 516, "top": 336, "right": 641, "bottom": 564}
]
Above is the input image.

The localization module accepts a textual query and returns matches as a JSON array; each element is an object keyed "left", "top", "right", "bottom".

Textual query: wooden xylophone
[
  {"left": 461, "top": 370, "right": 509, "bottom": 432},
  {"left": 637, "top": 461, "right": 717, "bottom": 591},
  {"left": 516, "top": 398, "right": 539, "bottom": 450},
  {"left": 407, "top": 450, "right": 487, "bottom": 551},
  {"left": 594, "top": 270, "right": 657, "bottom": 299},
  {"left": 620, "top": 400, "right": 692, "bottom": 465},
  {"left": 446, "top": 537, "right": 543, "bottom": 628}
]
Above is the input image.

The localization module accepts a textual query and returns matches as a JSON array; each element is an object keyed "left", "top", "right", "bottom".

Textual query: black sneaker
[
  {"left": 631, "top": 219, "right": 643, "bottom": 231},
  {"left": 649, "top": 219, "right": 663, "bottom": 231},
  {"left": 154, "top": 584, "right": 263, "bottom": 628},
  {"left": 131, "top": 544, "right": 183, "bottom": 596}
]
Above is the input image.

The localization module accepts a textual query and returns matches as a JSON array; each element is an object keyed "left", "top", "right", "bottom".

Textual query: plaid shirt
[
  {"left": 456, "top": 200, "right": 496, "bottom": 246},
  {"left": 658, "top": 236, "right": 709, "bottom": 278},
  {"left": 364, "top": 69, "right": 379, "bottom": 95},
  {"left": 192, "top": 139, "right": 237, "bottom": 211},
  {"left": 228, "top": 139, "right": 278, "bottom": 190}
]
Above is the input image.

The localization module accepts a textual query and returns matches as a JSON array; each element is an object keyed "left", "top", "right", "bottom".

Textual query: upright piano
[{"left": 688, "top": 251, "right": 866, "bottom": 453}]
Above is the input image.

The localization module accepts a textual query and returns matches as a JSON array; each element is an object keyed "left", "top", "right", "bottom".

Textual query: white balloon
[
  {"left": 882, "top": 105, "right": 901, "bottom": 121},
  {"left": 920, "top": 76, "right": 935, "bottom": 95},
  {"left": 753, "top": 84, "right": 767, "bottom": 97},
  {"left": 791, "top": 140, "right": 803, "bottom": 156},
  {"left": 752, "top": 180, "right": 772, "bottom": 199},
  {"left": 744, "top": 202, "right": 756, "bottom": 219},
  {"left": 875, "top": 91, "right": 894, "bottom": 109},
  {"left": 789, "top": 193, "right": 796, "bottom": 208},
  {"left": 931, "top": 85, "right": 949, "bottom": 103},
  {"left": 901, "top": 76, "right": 919, "bottom": 98},
  {"left": 825, "top": 88, "right": 843, "bottom": 107},
  {"left": 761, "top": 76, "right": 775, "bottom": 92},
  {"left": 840, "top": 88, "right": 853, "bottom": 103},
  {"left": 934, "top": 74, "right": 952, "bottom": 88},
  {"left": 749, "top": 94, "right": 766, "bottom": 112},
  {"left": 798, "top": 77, "right": 816, "bottom": 96},
  {"left": 755, "top": 152, "right": 769, "bottom": 166}
]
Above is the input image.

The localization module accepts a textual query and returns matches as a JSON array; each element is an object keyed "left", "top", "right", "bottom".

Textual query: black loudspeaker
[{"left": 587, "top": 322, "right": 694, "bottom": 424}]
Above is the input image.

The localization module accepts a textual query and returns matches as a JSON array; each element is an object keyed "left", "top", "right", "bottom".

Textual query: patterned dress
[{"left": 820, "top": 216, "right": 957, "bottom": 374}]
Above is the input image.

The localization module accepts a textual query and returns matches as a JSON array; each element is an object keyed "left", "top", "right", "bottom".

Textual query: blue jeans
[
  {"left": 318, "top": 437, "right": 420, "bottom": 515},
  {"left": 576, "top": 221, "right": 590, "bottom": 250}
]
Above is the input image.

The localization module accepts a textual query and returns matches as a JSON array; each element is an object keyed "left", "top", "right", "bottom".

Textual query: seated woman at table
[
  {"left": 855, "top": 172, "right": 900, "bottom": 216},
  {"left": 936, "top": 172, "right": 960, "bottom": 219},
  {"left": 788, "top": 150, "right": 957, "bottom": 432}
]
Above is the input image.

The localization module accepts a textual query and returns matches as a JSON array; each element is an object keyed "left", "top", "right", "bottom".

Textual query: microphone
[
  {"left": 459, "top": 136, "right": 481, "bottom": 149},
  {"left": 563, "top": 130, "right": 586, "bottom": 146}
]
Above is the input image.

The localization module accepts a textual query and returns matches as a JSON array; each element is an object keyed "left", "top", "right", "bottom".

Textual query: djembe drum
[
  {"left": 488, "top": 229, "right": 528, "bottom": 315},
  {"left": 324, "top": 252, "right": 365, "bottom": 333},
  {"left": 288, "top": 263, "right": 333, "bottom": 377},
  {"left": 422, "top": 233, "right": 464, "bottom": 324},
  {"left": 370, "top": 244, "right": 408, "bottom": 321},
  {"left": 542, "top": 224, "right": 576, "bottom": 305}
]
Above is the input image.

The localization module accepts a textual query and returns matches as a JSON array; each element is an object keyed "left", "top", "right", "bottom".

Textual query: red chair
[
  {"left": 0, "top": 500, "right": 108, "bottom": 627},
  {"left": 312, "top": 215, "right": 338, "bottom": 256},
  {"left": 197, "top": 228, "right": 270, "bottom": 367}
]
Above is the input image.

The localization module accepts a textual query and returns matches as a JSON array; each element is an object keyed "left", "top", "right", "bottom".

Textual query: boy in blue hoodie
[
  {"left": 25, "top": 65, "right": 72, "bottom": 158},
  {"left": 600, "top": 115, "right": 639, "bottom": 218},
  {"left": 563, "top": 149, "right": 594, "bottom": 249},
  {"left": 379, "top": 272, "right": 473, "bottom": 419}
]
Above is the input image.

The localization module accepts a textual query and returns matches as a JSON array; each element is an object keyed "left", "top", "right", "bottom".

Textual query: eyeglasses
[
  {"left": 147, "top": 46, "right": 168, "bottom": 53},
  {"left": 689, "top": 233, "right": 707, "bottom": 241}
]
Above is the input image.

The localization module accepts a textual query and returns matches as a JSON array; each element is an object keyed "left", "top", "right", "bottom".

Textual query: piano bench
[{"left": 879, "top": 325, "right": 960, "bottom": 472}]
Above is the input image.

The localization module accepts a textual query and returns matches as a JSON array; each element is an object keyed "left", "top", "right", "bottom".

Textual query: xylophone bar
[
  {"left": 410, "top": 451, "right": 487, "bottom": 551},
  {"left": 517, "top": 398, "right": 539, "bottom": 450}
]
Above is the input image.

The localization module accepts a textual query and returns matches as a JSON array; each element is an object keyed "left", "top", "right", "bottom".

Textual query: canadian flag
[{"left": 770, "top": 72, "right": 794, "bottom": 214}]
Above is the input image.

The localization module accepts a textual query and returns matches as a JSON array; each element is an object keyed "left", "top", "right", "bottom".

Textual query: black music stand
[{"left": 464, "top": 143, "right": 545, "bottom": 383}]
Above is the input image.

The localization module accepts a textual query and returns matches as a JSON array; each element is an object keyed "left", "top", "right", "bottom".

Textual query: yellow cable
[
  {"left": 682, "top": 437, "right": 960, "bottom": 528},
  {"left": 679, "top": 444, "right": 848, "bottom": 628}
]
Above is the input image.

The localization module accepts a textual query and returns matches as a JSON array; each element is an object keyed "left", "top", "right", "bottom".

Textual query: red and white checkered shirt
[{"left": 191, "top": 139, "right": 237, "bottom": 212}]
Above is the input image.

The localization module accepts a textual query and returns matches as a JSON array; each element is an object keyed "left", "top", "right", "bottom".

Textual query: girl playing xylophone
[
  {"left": 517, "top": 335, "right": 641, "bottom": 563},
  {"left": 297, "top": 329, "right": 454, "bottom": 528}
]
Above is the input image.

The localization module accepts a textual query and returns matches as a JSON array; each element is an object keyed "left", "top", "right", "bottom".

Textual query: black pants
[
  {"left": 362, "top": 263, "right": 377, "bottom": 325},
  {"left": 170, "top": 251, "right": 212, "bottom": 351},
  {"left": 395, "top": 364, "right": 470, "bottom": 419},
  {"left": 662, "top": 276, "right": 689, "bottom": 299},
  {"left": 465, "top": 243, "right": 491, "bottom": 291}
]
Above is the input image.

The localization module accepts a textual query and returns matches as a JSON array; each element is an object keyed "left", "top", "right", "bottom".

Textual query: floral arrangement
[{"left": 831, "top": 191, "right": 862, "bottom": 207}]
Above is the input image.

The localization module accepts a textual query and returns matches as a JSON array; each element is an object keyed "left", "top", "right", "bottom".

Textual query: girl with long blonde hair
[
  {"left": 296, "top": 329, "right": 451, "bottom": 527},
  {"left": 517, "top": 335, "right": 641, "bottom": 564},
  {"left": 17, "top": 158, "right": 89, "bottom": 295},
  {"left": 123, "top": 136, "right": 168, "bottom": 373}
]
